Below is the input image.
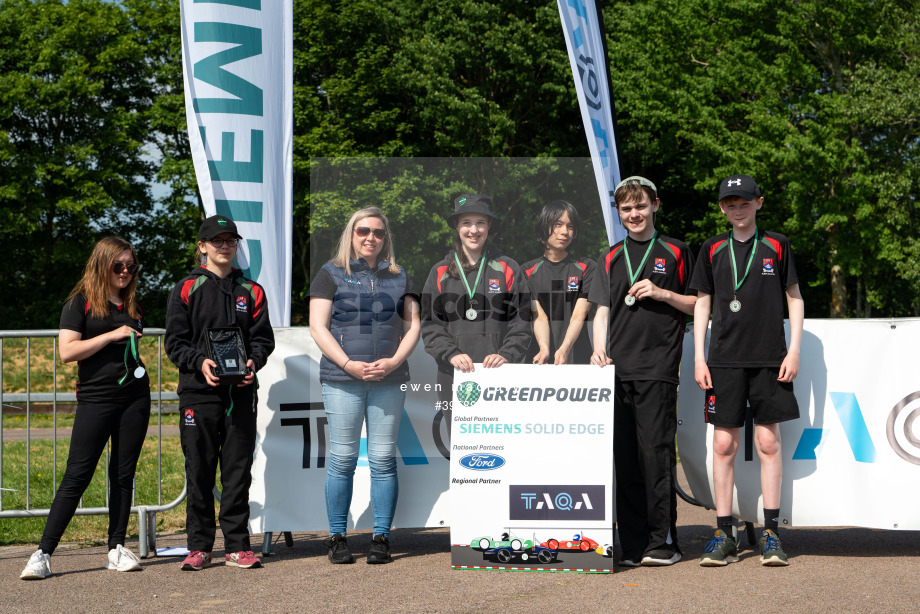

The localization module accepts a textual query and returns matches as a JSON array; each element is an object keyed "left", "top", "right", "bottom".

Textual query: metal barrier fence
[{"left": 0, "top": 329, "right": 185, "bottom": 558}]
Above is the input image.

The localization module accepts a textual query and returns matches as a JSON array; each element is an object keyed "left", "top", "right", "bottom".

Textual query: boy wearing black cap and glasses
[
  {"left": 588, "top": 176, "right": 697, "bottom": 567},
  {"left": 165, "top": 215, "right": 275, "bottom": 572},
  {"left": 690, "top": 175, "right": 804, "bottom": 567}
]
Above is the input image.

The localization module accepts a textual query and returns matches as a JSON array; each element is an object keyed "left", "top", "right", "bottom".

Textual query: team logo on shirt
[
  {"left": 236, "top": 295, "right": 248, "bottom": 312},
  {"left": 488, "top": 279, "right": 501, "bottom": 293},
  {"left": 184, "top": 408, "right": 196, "bottom": 426},
  {"left": 653, "top": 258, "right": 666, "bottom": 274},
  {"left": 763, "top": 258, "right": 775, "bottom": 275},
  {"left": 567, "top": 276, "right": 580, "bottom": 291}
]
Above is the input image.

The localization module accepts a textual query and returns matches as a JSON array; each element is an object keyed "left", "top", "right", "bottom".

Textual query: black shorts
[{"left": 704, "top": 367, "right": 799, "bottom": 428}]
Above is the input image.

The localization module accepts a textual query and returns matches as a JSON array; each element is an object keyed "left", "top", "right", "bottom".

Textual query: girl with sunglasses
[
  {"left": 308, "top": 206, "right": 420, "bottom": 564},
  {"left": 21, "top": 237, "right": 150, "bottom": 580}
]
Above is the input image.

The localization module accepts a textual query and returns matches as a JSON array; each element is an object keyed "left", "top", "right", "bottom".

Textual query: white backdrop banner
[
  {"left": 448, "top": 365, "right": 615, "bottom": 572},
  {"left": 181, "top": 0, "right": 293, "bottom": 326},
  {"left": 677, "top": 318, "right": 920, "bottom": 530},
  {"left": 248, "top": 328, "right": 451, "bottom": 532},
  {"left": 556, "top": 0, "right": 626, "bottom": 246}
]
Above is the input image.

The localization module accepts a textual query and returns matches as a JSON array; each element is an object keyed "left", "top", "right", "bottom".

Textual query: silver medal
[
  {"left": 134, "top": 366, "right": 146, "bottom": 379},
  {"left": 465, "top": 308, "right": 477, "bottom": 320},
  {"left": 624, "top": 295, "right": 636, "bottom": 306},
  {"left": 729, "top": 299, "right": 741, "bottom": 313}
]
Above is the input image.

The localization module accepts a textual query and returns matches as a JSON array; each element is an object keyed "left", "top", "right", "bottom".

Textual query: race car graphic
[
  {"left": 540, "top": 533, "right": 600, "bottom": 552},
  {"left": 469, "top": 532, "right": 533, "bottom": 553},
  {"left": 483, "top": 543, "right": 557, "bottom": 564}
]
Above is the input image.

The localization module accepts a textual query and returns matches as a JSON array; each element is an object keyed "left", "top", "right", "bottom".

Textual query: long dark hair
[{"left": 533, "top": 200, "right": 581, "bottom": 248}]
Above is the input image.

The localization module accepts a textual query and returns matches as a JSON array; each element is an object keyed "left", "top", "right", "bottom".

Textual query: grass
[
  {"left": 0, "top": 336, "right": 179, "bottom": 395},
  {"left": 0, "top": 435, "right": 193, "bottom": 546},
  {"left": 2, "top": 411, "right": 181, "bottom": 430}
]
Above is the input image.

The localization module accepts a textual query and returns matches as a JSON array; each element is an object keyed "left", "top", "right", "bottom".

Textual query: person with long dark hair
[
  {"left": 309, "top": 206, "right": 420, "bottom": 564},
  {"left": 523, "top": 200, "right": 596, "bottom": 365},
  {"left": 421, "top": 194, "right": 531, "bottom": 458},
  {"left": 21, "top": 237, "right": 151, "bottom": 580},
  {"left": 165, "top": 215, "right": 275, "bottom": 571}
]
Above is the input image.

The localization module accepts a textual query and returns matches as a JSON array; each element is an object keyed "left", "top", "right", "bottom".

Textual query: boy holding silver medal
[
  {"left": 588, "top": 176, "right": 696, "bottom": 567},
  {"left": 691, "top": 174, "right": 804, "bottom": 567}
]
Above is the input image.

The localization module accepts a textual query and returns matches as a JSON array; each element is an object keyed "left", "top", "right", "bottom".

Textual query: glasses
[
  {"left": 355, "top": 226, "right": 386, "bottom": 239},
  {"left": 207, "top": 238, "right": 239, "bottom": 247},
  {"left": 112, "top": 262, "right": 139, "bottom": 275}
]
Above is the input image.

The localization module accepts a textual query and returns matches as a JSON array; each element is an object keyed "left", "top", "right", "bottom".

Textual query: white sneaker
[
  {"left": 106, "top": 544, "right": 142, "bottom": 572},
  {"left": 20, "top": 549, "right": 52, "bottom": 580}
]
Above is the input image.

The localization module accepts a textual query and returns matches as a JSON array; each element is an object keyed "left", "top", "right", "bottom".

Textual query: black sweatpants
[
  {"left": 614, "top": 377, "right": 680, "bottom": 559},
  {"left": 39, "top": 395, "right": 151, "bottom": 555},
  {"left": 179, "top": 392, "right": 257, "bottom": 553}
]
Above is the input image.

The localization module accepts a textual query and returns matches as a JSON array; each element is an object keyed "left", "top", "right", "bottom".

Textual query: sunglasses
[
  {"left": 355, "top": 226, "right": 386, "bottom": 239},
  {"left": 112, "top": 263, "right": 140, "bottom": 275}
]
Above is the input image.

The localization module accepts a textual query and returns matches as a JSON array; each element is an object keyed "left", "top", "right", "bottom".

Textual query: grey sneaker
[
  {"left": 641, "top": 547, "right": 681, "bottom": 566},
  {"left": 618, "top": 556, "right": 641, "bottom": 568},
  {"left": 699, "top": 530, "right": 738, "bottom": 566},
  {"left": 759, "top": 529, "right": 790, "bottom": 566},
  {"left": 20, "top": 549, "right": 52, "bottom": 580}
]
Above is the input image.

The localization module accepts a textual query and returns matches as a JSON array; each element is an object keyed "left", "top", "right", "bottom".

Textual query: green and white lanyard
[
  {"left": 454, "top": 253, "right": 487, "bottom": 320},
  {"left": 118, "top": 330, "right": 145, "bottom": 385},
  {"left": 622, "top": 231, "right": 658, "bottom": 306},
  {"left": 728, "top": 228, "right": 758, "bottom": 313}
]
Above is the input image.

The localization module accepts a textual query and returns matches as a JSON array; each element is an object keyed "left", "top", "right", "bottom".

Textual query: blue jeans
[{"left": 322, "top": 380, "right": 405, "bottom": 537}]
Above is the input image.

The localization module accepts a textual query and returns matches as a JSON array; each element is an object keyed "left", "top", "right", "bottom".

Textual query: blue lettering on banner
[
  {"left": 791, "top": 392, "right": 877, "bottom": 463},
  {"left": 567, "top": 0, "right": 587, "bottom": 19},
  {"left": 193, "top": 22, "right": 263, "bottom": 116},
  {"left": 199, "top": 127, "right": 264, "bottom": 183}
]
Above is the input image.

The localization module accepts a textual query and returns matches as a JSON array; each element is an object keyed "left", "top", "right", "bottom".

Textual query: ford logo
[{"left": 459, "top": 453, "right": 506, "bottom": 471}]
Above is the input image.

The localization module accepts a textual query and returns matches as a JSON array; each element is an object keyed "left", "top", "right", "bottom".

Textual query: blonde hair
[
  {"left": 331, "top": 207, "right": 401, "bottom": 275},
  {"left": 66, "top": 236, "right": 141, "bottom": 320}
]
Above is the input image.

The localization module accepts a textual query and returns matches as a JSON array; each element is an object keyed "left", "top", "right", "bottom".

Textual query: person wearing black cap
[
  {"left": 690, "top": 175, "right": 803, "bottom": 567},
  {"left": 588, "top": 176, "right": 697, "bottom": 567},
  {"left": 165, "top": 214, "right": 275, "bottom": 571},
  {"left": 421, "top": 194, "right": 532, "bottom": 458},
  {"left": 522, "top": 200, "right": 595, "bottom": 365}
]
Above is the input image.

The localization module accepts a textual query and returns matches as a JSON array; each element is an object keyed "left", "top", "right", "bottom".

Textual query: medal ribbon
[
  {"left": 118, "top": 330, "right": 139, "bottom": 385},
  {"left": 729, "top": 228, "right": 759, "bottom": 292},
  {"left": 623, "top": 231, "right": 659, "bottom": 286},
  {"left": 454, "top": 253, "right": 487, "bottom": 306}
]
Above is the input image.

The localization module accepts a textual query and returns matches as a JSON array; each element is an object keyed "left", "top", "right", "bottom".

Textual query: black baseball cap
[
  {"left": 447, "top": 194, "right": 501, "bottom": 229},
  {"left": 198, "top": 215, "right": 242, "bottom": 241},
  {"left": 718, "top": 174, "right": 761, "bottom": 201}
]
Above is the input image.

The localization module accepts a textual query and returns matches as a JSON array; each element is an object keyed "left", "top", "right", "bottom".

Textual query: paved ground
[{"left": 4, "top": 467, "right": 919, "bottom": 613}]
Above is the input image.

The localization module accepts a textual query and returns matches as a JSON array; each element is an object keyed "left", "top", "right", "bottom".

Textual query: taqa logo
[
  {"left": 653, "top": 258, "right": 666, "bottom": 274},
  {"left": 510, "top": 485, "right": 605, "bottom": 521},
  {"left": 763, "top": 258, "right": 775, "bottom": 275},
  {"left": 236, "top": 296, "right": 248, "bottom": 311},
  {"left": 459, "top": 453, "right": 506, "bottom": 471},
  {"left": 567, "top": 276, "right": 579, "bottom": 291},
  {"left": 488, "top": 279, "right": 500, "bottom": 293}
]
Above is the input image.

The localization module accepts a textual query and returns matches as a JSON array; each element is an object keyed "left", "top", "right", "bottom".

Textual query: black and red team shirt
[
  {"left": 690, "top": 230, "right": 798, "bottom": 368},
  {"left": 588, "top": 234, "right": 695, "bottom": 384},
  {"left": 59, "top": 294, "right": 149, "bottom": 402},
  {"left": 522, "top": 254, "right": 596, "bottom": 364}
]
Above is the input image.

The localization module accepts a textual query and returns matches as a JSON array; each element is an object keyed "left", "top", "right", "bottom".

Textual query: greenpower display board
[{"left": 448, "top": 365, "right": 615, "bottom": 573}]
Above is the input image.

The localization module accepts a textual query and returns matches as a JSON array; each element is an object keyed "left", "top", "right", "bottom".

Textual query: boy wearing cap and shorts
[
  {"left": 691, "top": 175, "right": 804, "bottom": 567},
  {"left": 165, "top": 215, "right": 275, "bottom": 571},
  {"left": 589, "top": 176, "right": 696, "bottom": 567}
]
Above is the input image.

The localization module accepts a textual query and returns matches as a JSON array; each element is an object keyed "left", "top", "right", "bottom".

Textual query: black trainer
[
  {"left": 324, "top": 533, "right": 355, "bottom": 564},
  {"left": 366, "top": 534, "right": 391, "bottom": 564}
]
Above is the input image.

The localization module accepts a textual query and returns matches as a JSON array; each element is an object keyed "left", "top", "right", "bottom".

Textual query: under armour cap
[
  {"left": 198, "top": 215, "right": 242, "bottom": 241},
  {"left": 719, "top": 174, "right": 761, "bottom": 201},
  {"left": 614, "top": 175, "right": 657, "bottom": 197}
]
